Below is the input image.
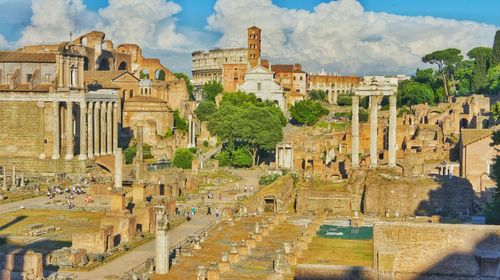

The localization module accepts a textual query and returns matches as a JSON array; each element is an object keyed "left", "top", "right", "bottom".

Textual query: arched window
[
  {"left": 155, "top": 69, "right": 165, "bottom": 81},
  {"left": 83, "top": 57, "right": 89, "bottom": 71},
  {"left": 118, "top": 61, "right": 127, "bottom": 70},
  {"left": 70, "top": 64, "right": 77, "bottom": 86},
  {"left": 140, "top": 69, "right": 150, "bottom": 79},
  {"left": 129, "top": 89, "right": 134, "bottom": 98},
  {"left": 98, "top": 59, "right": 110, "bottom": 71},
  {"left": 81, "top": 37, "right": 88, "bottom": 46}
]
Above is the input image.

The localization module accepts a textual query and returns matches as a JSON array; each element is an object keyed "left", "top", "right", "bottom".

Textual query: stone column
[
  {"left": 188, "top": 115, "right": 193, "bottom": 148},
  {"left": 52, "top": 101, "right": 60, "bottom": 160},
  {"left": 113, "top": 103, "right": 118, "bottom": 153},
  {"left": 87, "top": 102, "right": 94, "bottom": 159},
  {"left": 65, "top": 101, "right": 74, "bottom": 160},
  {"left": 351, "top": 95, "right": 360, "bottom": 168},
  {"left": 155, "top": 208, "right": 169, "bottom": 275},
  {"left": 78, "top": 101, "right": 87, "bottom": 160},
  {"left": 94, "top": 102, "right": 101, "bottom": 156},
  {"left": 100, "top": 102, "right": 106, "bottom": 155},
  {"left": 333, "top": 91, "right": 338, "bottom": 105},
  {"left": 388, "top": 94, "right": 397, "bottom": 167},
  {"left": 57, "top": 55, "right": 63, "bottom": 88},
  {"left": 78, "top": 60, "right": 84, "bottom": 88},
  {"left": 2, "top": 166, "right": 6, "bottom": 188},
  {"left": 135, "top": 126, "right": 144, "bottom": 181},
  {"left": 64, "top": 59, "right": 70, "bottom": 87},
  {"left": 115, "top": 148, "right": 122, "bottom": 189},
  {"left": 12, "top": 165, "right": 15, "bottom": 186},
  {"left": 106, "top": 102, "right": 112, "bottom": 155},
  {"left": 369, "top": 95, "right": 379, "bottom": 167}
]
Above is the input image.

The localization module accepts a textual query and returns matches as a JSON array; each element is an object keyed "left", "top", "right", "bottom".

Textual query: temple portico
[
  {"left": 351, "top": 77, "right": 398, "bottom": 168},
  {"left": 275, "top": 143, "right": 294, "bottom": 169}
]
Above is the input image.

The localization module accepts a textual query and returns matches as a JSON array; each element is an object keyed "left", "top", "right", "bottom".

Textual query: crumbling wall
[
  {"left": 348, "top": 169, "right": 475, "bottom": 217},
  {"left": 373, "top": 223, "right": 500, "bottom": 279},
  {"left": 72, "top": 225, "right": 114, "bottom": 254}
]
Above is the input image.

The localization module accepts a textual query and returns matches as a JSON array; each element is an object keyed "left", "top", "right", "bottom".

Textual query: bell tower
[{"left": 247, "top": 26, "right": 261, "bottom": 68}]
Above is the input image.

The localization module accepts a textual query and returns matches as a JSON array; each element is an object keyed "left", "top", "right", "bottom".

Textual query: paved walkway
[
  {"left": 0, "top": 196, "right": 50, "bottom": 214},
  {"left": 73, "top": 214, "right": 216, "bottom": 280},
  {"left": 73, "top": 169, "right": 261, "bottom": 279}
]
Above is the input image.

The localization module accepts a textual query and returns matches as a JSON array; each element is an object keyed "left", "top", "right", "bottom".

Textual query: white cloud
[
  {"left": 14, "top": 0, "right": 191, "bottom": 53},
  {"left": 207, "top": 0, "right": 499, "bottom": 75}
]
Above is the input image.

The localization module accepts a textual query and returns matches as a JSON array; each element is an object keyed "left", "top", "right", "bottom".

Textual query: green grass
[{"left": 299, "top": 237, "right": 373, "bottom": 266}]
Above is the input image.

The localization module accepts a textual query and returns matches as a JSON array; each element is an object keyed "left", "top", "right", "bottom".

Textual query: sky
[{"left": 0, "top": 0, "right": 499, "bottom": 75}]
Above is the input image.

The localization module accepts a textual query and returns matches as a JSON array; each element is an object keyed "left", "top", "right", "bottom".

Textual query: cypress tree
[
  {"left": 468, "top": 47, "right": 492, "bottom": 93},
  {"left": 493, "top": 30, "right": 500, "bottom": 66}
]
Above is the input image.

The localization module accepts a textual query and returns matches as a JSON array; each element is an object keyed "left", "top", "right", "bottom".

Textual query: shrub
[
  {"left": 216, "top": 150, "right": 231, "bottom": 167},
  {"left": 203, "top": 140, "right": 209, "bottom": 147},
  {"left": 337, "top": 94, "right": 352, "bottom": 106},
  {"left": 259, "top": 173, "right": 281, "bottom": 185},
  {"left": 231, "top": 148, "right": 253, "bottom": 168},
  {"left": 173, "top": 148, "right": 194, "bottom": 169}
]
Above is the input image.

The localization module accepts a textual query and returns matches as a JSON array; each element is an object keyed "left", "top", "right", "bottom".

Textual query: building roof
[
  {"left": 0, "top": 51, "right": 56, "bottom": 63},
  {"left": 84, "top": 70, "right": 129, "bottom": 89},
  {"left": 461, "top": 129, "right": 494, "bottom": 146}
]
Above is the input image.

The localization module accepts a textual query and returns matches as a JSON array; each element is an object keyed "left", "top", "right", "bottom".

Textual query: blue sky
[
  {"left": 1, "top": 0, "right": 499, "bottom": 74},
  {"left": 84, "top": 0, "right": 500, "bottom": 31}
]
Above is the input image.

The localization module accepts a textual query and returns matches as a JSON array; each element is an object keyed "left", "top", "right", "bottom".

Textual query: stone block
[
  {"left": 377, "top": 251, "right": 396, "bottom": 273},
  {"left": 255, "top": 232, "right": 263, "bottom": 242},
  {"left": 431, "top": 215, "right": 441, "bottom": 223},
  {"left": 110, "top": 192, "right": 126, "bottom": 212},
  {"left": 228, "top": 252, "right": 239, "bottom": 264},
  {"left": 207, "top": 262, "right": 220, "bottom": 280},
  {"left": 132, "top": 183, "right": 146, "bottom": 203},
  {"left": 476, "top": 255, "right": 500, "bottom": 277}
]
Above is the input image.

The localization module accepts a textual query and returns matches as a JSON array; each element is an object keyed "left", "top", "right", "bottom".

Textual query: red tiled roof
[{"left": 0, "top": 51, "right": 56, "bottom": 63}]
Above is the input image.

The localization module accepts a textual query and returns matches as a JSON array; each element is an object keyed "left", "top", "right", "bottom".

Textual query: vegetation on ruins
[
  {"left": 123, "top": 143, "right": 153, "bottom": 164},
  {"left": 337, "top": 94, "right": 352, "bottom": 106},
  {"left": 207, "top": 91, "right": 285, "bottom": 166},
  {"left": 486, "top": 65, "right": 500, "bottom": 93},
  {"left": 308, "top": 89, "right": 328, "bottom": 102},
  {"left": 258, "top": 173, "right": 281, "bottom": 185},
  {"left": 173, "top": 148, "right": 195, "bottom": 169},
  {"left": 202, "top": 80, "right": 223, "bottom": 102},
  {"left": 194, "top": 100, "right": 217, "bottom": 121},
  {"left": 290, "top": 100, "right": 329, "bottom": 126},
  {"left": 174, "top": 72, "right": 195, "bottom": 100},
  {"left": 173, "top": 110, "right": 188, "bottom": 132}
]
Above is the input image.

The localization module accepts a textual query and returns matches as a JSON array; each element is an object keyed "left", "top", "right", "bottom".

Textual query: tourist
[
  {"left": 215, "top": 208, "right": 220, "bottom": 219},
  {"left": 244, "top": 185, "right": 247, "bottom": 192},
  {"left": 207, "top": 206, "right": 212, "bottom": 215},
  {"left": 191, "top": 206, "right": 196, "bottom": 215},
  {"left": 219, "top": 193, "right": 222, "bottom": 201}
]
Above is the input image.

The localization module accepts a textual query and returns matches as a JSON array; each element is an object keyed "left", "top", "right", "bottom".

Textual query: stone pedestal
[
  {"left": 255, "top": 232, "right": 263, "bottom": 242},
  {"left": 197, "top": 265, "right": 207, "bottom": 280},
  {"left": 238, "top": 240, "right": 249, "bottom": 256},
  {"left": 229, "top": 244, "right": 240, "bottom": 263},
  {"left": 219, "top": 252, "right": 230, "bottom": 273},
  {"left": 207, "top": 262, "right": 220, "bottom": 280}
]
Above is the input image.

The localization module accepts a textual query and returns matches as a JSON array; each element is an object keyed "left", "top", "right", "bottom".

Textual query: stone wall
[
  {"left": 72, "top": 225, "right": 114, "bottom": 254},
  {"left": 0, "top": 102, "right": 44, "bottom": 158},
  {"left": 373, "top": 222, "right": 500, "bottom": 279},
  {"left": 296, "top": 189, "right": 351, "bottom": 216},
  {"left": 348, "top": 169, "right": 475, "bottom": 217}
]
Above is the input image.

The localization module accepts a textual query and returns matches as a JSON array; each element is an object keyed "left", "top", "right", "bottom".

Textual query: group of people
[
  {"left": 46, "top": 185, "right": 86, "bottom": 209},
  {"left": 233, "top": 183, "right": 255, "bottom": 193}
]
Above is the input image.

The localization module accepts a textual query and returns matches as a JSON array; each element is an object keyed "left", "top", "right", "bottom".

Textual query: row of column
[
  {"left": 351, "top": 94, "right": 397, "bottom": 168},
  {"left": 51, "top": 100, "right": 118, "bottom": 160}
]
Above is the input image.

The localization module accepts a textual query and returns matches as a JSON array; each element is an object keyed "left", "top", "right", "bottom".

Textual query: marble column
[
  {"left": 106, "top": 101, "right": 112, "bottom": 155},
  {"left": 94, "top": 102, "right": 101, "bottom": 156},
  {"left": 78, "top": 61, "right": 84, "bottom": 88},
  {"left": 87, "top": 102, "right": 94, "bottom": 159},
  {"left": 78, "top": 101, "right": 87, "bottom": 160},
  {"left": 57, "top": 55, "right": 63, "bottom": 88},
  {"left": 65, "top": 101, "right": 74, "bottom": 160},
  {"left": 351, "top": 95, "right": 360, "bottom": 168},
  {"left": 114, "top": 148, "right": 122, "bottom": 189},
  {"left": 11, "top": 165, "right": 15, "bottom": 186},
  {"left": 100, "top": 102, "right": 106, "bottom": 156},
  {"left": 113, "top": 103, "right": 118, "bottom": 153},
  {"left": 369, "top": 95, "right": 379, "bottom": 167},
  {"left": 52, "top": 101, "right": 60, "bottom": 160},
  {"left": 2, "top": 166, "right": 6, "bottom": 188},
  {"left": 388, "top": 94, "right": 397, "bottom": 167},
  {"left": 155, "top": 208, "right": 169, "bottom": 275},
  {"left": 188, "top": 115, "right": 193, "bottom": 148},
  {"left": 64, "top": 59, "right": 70, "bottom": 87}
]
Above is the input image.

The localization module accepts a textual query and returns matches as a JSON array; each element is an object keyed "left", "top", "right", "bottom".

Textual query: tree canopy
[
  {"left": 173, "top": 110, "right": 188, "bottom": 132},
  {"left": 485, "top": 130, "right": 500, "bottom": 224},
  {"left": 207, "top": 92, "right": 285, "bottom": 166},
  {"left": 308, "top": 89, "right": 327, "bottom": 102},
  {"left": 202, "top": 80, "right": 223, "bottom": 102},
  {"left": 195, "top": 100, "right": 217, "bottom": 122},
  {"left": 422, "top": 48, "right": 463, "bottom": 98},
  {"left": 290, "top": 100, "right": 329, "bottom": 126},
  {"left": 486, "top": 65, "right": 500, "bottom": 94},
  {"left": 493, "top": 30, "right": 500, "bottom": 66},
  {"left": 467, "top": 47, "right": 493, "bottom": 93},
  {"left": 397, "top": 80, "right": 436, "bottom": 106}
]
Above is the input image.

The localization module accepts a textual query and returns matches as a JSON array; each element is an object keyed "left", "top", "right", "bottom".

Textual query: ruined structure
[
  {"left": 155, "top": 206, "right": 170, "bottom": 275},
  {"left": 308, "top": 72, "right": 361, "bottom": 104}
]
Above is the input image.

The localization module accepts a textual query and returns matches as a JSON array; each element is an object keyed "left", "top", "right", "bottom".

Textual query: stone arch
[
  {"left": 118, "top": 61, "right": 127, "bottom": 70},
  {"left": 460, "top": 118, "right": 468, "bottom": 129},
  {"left": 129, "top": 89, "right": 134, "bottom": 98},
  {"left": 98, "top": 58, "right": 110, "bottom": 71},
  {"left": 140, "top": 69, "right": 150, "bottom": 79},
  {"left": 482, "top": 119, "right": 489, "bottom": 129},
  {"left": 155, "top": 69, "right": 166, "bottom": 81}
]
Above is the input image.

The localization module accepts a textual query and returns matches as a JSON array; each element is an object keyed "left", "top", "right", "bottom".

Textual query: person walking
[{"left": 207, "top": 206, "right": 212, "bottom": 215}]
